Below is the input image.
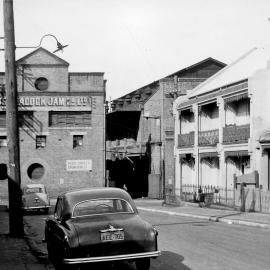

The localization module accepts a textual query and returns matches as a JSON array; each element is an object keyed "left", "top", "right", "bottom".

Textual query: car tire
[
  {"left": 135, "top": 258, "right": 151, "bottom": 270},
  {"left": 47, "top": 242, "right": 63, "bottom": 269},
  {"left": 44, "top": 208, "right": 49, "bottom": 214}
]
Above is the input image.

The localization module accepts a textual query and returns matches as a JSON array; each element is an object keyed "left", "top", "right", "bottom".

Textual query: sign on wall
[
  {"left": 66, "top": 160, "right": 92, "bottom": 171},
  {"left": 0, "top": 96, "right": 92, "bottom": 109}
]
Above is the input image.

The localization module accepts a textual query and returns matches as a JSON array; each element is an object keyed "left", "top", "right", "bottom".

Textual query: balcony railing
[
  {"left": 223, "top": 124, "right": 250, "bottom": 144},
  {"left": 178, "top": 131, "right": 194, "bottom": 148},
  {"left": 198, "top": 129, "right": 219, "bottom": 146}
]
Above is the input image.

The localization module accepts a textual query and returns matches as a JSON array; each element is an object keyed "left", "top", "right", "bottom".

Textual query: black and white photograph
[{"left": 1, "top": 0, "right": 270, "bottom": 269}]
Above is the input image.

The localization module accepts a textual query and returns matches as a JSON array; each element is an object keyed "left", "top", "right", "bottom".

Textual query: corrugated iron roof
[{"left": 188, "top": 46, "right": 270, "bottom": 98}]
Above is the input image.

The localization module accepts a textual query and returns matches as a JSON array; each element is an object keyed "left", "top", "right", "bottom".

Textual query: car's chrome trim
[
  {"left": 23, "top": 205, "right": 50, "bottom": 209},
  {"left": 63, "top": 251, "right": 161, "bottom": 264},
  {"left": 100, "top": 224, "right": 123, "bottom": 233}
]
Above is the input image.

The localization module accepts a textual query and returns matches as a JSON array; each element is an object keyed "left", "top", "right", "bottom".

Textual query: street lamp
[
  {"left": 16, "top": 34, "right": 68, "bottom": 53},
  {"left": 0, "top": 34, "right": 68, "bottom": 53}
]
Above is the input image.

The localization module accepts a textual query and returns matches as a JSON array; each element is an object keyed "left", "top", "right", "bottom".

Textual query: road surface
[{"left": 24, "top": 208, "right": 270, "bottom": 270}]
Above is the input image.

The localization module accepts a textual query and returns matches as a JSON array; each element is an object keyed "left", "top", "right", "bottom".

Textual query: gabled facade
[
  {"left": 0, "top": 48, "right": 106, "bottom": 198},
  {"left": 174, "top": 46, "right": 270, "bottom": 208},
  {"left": 106, "top": 58, "right": 225, "bottom": 199}
]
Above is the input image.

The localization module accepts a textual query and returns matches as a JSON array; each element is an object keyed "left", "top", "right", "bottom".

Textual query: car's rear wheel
[
  {"left": 135, "top": 258, "right": 150, "bottom": 270},
  {"left": 44, "top": 208, "right": 49, "bottom": 214}
]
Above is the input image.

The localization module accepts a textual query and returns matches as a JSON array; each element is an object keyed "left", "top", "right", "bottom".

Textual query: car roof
[
  {"left": 58, "top": 187, "right": 138, "bottom": 217},
  {"left": 61, "top": 187, "right": 133, "bottom": 203},
  {"left": 23, "top": 183, "right": 45, "bottom": 189}
]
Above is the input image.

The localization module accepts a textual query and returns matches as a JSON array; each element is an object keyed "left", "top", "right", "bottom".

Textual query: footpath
[
  {"left": 135, "top": 199, "right": 270, "bottom": 229},
  {"left": 1, "top": 198, "right": 270, "bottom": 269},
  {"left": 0, "top": 205, "right": 48, "bottom": 270}
]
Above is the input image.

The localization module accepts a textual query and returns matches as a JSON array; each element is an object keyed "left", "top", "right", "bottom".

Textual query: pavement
[
  {"left": 0, "top": 205, "right": 48, "bottom": 270},
  {"left": 1, "top": 198, "right": 270, "bottom": 269}
]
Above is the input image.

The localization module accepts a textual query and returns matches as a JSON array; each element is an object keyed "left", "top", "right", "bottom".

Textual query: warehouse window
[
  {"left": 35, "top": 77, "right": 49, "bottom": 91},
  {"left": 36, "top": 136, "right": 46, "bottom": 149},
  {"left": 49, "top": 111, "right": 91, "bottom": 127},
  {"left": 27, "top": 163, "right": 45, "bottom": 180},
  {"left": 0, "top": 136, "right": 7, "bottom": 147},
  {"left": 73, "top": 135, "right": 83, "bottom": 148}
]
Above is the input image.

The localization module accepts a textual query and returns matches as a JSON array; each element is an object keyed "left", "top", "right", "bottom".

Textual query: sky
[{"left": 1, "top": 0, "right": 270, "bottom": 100}]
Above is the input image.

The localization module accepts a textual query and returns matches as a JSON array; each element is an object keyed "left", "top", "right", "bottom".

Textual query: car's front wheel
[{"left": 135, "top": 258, "right": 150, "bottom": 270}]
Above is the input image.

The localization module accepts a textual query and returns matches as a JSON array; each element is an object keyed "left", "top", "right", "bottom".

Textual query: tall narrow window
[
  {"left": 73, "top": 135, "right": 83, "bottom": 148},
  {"left": 36, "top": 136, "right": 46, "bottom": 149}
]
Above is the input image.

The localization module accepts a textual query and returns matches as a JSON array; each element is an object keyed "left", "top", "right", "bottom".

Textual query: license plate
[{"left": 101, "top": 231, "right": 124, "bottom": 242}]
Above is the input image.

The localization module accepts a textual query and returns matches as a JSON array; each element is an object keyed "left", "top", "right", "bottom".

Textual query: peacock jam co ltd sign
[{"left": 0, "top": 95, "right": 92, "bottom": 108}]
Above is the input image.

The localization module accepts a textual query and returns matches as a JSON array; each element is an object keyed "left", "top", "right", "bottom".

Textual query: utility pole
[{"left": 3, "top": 0, "right": 24, "bottom": 237}]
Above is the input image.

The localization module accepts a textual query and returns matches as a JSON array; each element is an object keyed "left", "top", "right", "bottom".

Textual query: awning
[
  {"left": 224, "top": 92, "right": 248, "bottom": 106},
  {"left": 199, "top": 152, "right": 218, "bottom": 159},
  {"left": 225, "top": 150, "right": 249, "bottom": 158}
]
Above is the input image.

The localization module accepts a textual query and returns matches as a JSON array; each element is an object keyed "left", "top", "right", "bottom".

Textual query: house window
[
  {"left": 0, "top": 136, "right": 7, "bottom": 147},
  {"left": 73, "top": 135, "right": 83, "bottom": 148},
  {"left": 36, "top": 136, "right": 46, "bottom": 149},
  {"left": 49, "top": 111, "right": 91, "bottom": 127}
]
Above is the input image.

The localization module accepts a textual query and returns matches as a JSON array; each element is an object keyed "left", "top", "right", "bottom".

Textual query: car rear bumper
[{"left": 63, "top": 250, "right": 161, "bottom": 264}]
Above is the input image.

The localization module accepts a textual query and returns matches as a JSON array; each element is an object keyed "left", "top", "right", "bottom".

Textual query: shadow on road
[
  {"left": 152, "top": 251, "right": 191, "bottom": 270},
  {"left": 209, "top": 211, "right": 243, "bottom": 221},
  {"left": 153, "top": 220, "right": 211, "bottom": 227}
]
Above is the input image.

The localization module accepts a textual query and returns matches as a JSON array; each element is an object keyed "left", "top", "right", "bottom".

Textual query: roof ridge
[{"left": 16, "top": 47, "right": 69, "bottom": 66}]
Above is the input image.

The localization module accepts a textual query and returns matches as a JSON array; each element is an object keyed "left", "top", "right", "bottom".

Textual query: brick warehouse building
[
  {"left": 0, "top": 47, "right": 106, "bottom": 198},
  {"left": 106, "top": 58, "right": 225, "bottom": 199}
]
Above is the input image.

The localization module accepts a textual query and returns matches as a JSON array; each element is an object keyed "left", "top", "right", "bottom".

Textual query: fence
[
  {"left": 180, "top": 184, "right": 270, "bottom": 213},
  {"left": 235, "top": 187, "right": 270, "bottom": 213}
]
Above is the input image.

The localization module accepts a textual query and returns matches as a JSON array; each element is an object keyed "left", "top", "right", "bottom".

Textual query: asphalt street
[{"left": 24, "top": 207, "right": 270, "bottom": 270}]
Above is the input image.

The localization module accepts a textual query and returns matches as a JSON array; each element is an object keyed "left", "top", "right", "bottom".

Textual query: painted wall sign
[
  {"left": 66, "top": 159, "right": 92, "bottom": 171},
  {"left": 0, "top": 96, "right": 92, "bottom": 108}
]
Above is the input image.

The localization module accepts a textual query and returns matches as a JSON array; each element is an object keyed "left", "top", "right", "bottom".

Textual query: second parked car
[{"left": 22, "top": 183, "right": 50, "bottom": 213}]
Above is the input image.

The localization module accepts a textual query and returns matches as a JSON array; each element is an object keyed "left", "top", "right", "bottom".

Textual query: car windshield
[
  {"left": 72, "top": 198, "right": 134, "bottom": 217},
  {"left": 24, "top": 187, "right": 44, "bottom": 194}
]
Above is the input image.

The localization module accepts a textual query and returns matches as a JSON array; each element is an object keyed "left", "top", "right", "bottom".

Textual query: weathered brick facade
[{"left": 0, "top": 48, "right": 106, "bottom": 199}]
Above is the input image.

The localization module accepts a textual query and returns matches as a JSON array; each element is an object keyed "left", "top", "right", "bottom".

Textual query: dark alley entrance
[{"left": 106, "top": 155, "right": 149, "bottom": 198}]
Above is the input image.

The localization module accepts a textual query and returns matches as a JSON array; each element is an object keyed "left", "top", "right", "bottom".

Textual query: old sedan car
[
  {"left": 44, "top": 187, "right": 160, "bottom": 269},
  {"left": 22, "top": 183, "right": 50, "bottom": 213}
]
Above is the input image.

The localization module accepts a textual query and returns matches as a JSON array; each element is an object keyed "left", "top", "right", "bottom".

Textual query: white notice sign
[{"left": 66, "top": 160, "right": 92, "bottom": 171}]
